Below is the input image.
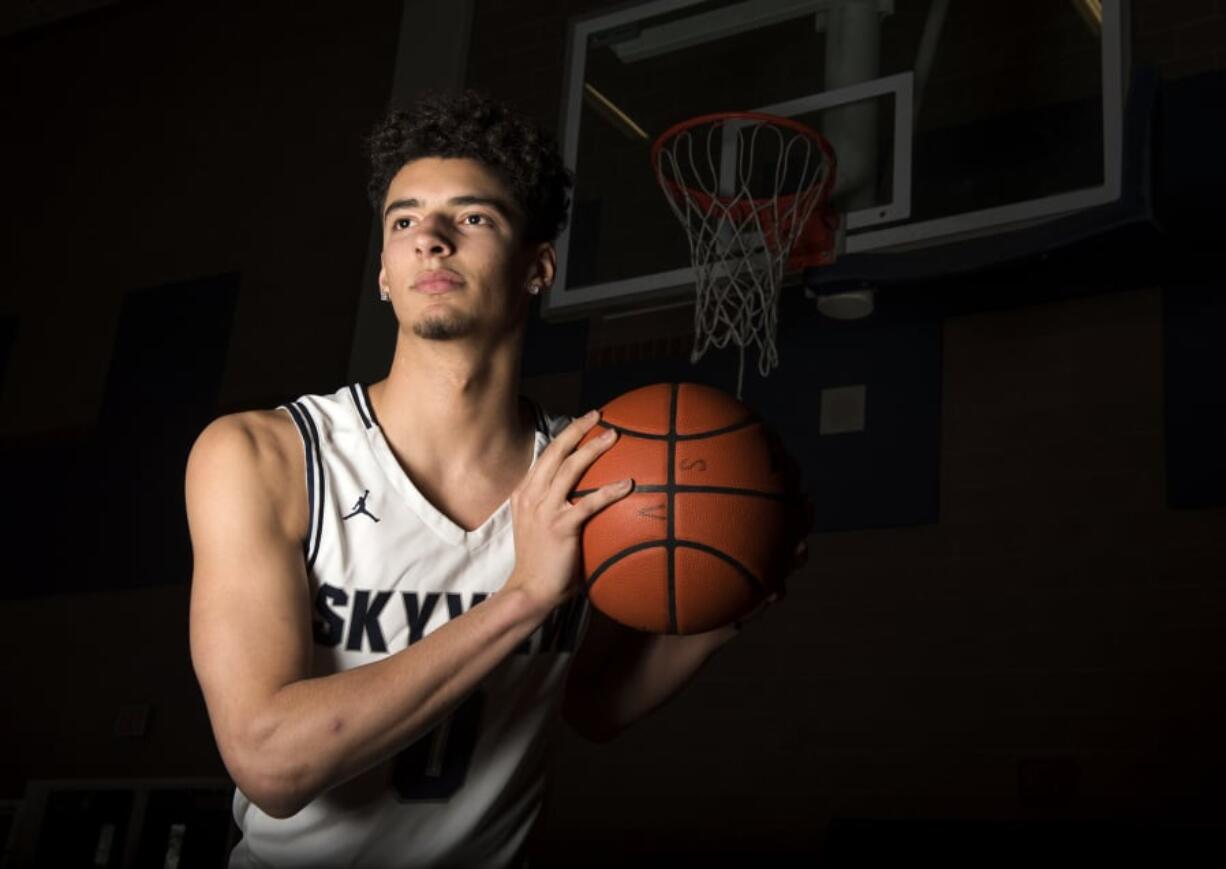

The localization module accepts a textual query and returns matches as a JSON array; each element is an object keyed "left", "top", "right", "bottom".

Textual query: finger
[
  {"left": 521, "top": 409, "right": 603, "bottom": 499},
  {"left": 562, "top": 477, "right": 634, "bottom": 527},
  {"left": 550, "top": 425, "right": 621, "bottom": 503}
]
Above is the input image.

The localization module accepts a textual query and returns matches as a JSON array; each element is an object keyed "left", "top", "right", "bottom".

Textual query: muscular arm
[{"left": 186, "top": 414, "right": 550, "bottom": 819}]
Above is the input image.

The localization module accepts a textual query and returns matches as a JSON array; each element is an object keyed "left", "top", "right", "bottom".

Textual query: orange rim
[{"left": 652, "top": 110, "right": 838, "bottom": 213}]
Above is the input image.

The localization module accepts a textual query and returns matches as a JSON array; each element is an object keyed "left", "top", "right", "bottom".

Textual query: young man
[{"left": 187, "top": 91, "right": 806, "bottom": 868}]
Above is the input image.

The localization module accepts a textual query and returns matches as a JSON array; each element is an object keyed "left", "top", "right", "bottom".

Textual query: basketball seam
[
  {"left": 596, "top": 417, "right": 757, "bottom": 441},
  {"left": 584, "top": 540, "right": 663, "bottom": 593},
  {"left": 584, "top": 540, "right": 767, "bottom": 597},
  {"left": 675, "top": 540, "right": 768, "bottom": 595},
  {"left": 667, "top": 384, "right": 678, "bottom": 634},
  {"left": 571, "top": 484, "right": 793, "bottom": 501}
]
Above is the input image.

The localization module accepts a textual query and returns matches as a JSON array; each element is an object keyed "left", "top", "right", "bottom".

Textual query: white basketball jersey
[{"left": 229, "top": 383, "right": 587, "bottom": 869}]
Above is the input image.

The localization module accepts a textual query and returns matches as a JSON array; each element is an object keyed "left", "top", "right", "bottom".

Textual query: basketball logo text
[{"left": 637, "top": 502, "right": 667, "bottom": 521}]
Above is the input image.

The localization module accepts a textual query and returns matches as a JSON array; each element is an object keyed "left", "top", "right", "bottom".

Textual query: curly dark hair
[{"left": 366, "top": 91, "right": 573, "bottom": 244}]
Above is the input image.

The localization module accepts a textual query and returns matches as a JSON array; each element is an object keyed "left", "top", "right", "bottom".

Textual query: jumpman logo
[{"left": 342, "top": 489, "right": 380, "bottom": 523}]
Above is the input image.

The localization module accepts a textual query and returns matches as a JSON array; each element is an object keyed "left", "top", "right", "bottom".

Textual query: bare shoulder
[
  {"left": 194, "top": 407, "right": 299, "bottom": 456},
  {"left": 187, "top": 410, "right": 299, "bottom": 490},
  {"left": 186, "top": 409, "right": 307, "bottom": 541}
]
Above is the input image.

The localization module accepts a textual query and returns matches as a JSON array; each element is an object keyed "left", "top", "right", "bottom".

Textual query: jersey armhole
[
  {"left": 279, "top": 402, "right": 325, "bottom": 568},
  {"left": 520, "top": 396, "right": 572, "bottom": 440}
]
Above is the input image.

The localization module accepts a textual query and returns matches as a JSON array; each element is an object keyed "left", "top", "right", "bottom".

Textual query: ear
[
  {"left": 377, "top": 261, "right": 390, "bottom": 301},
  {"left": 529, "top": 243, "right": 557, "bottom": 292}
]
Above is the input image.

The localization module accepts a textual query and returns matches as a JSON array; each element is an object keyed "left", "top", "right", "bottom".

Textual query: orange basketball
[{"left": 572, "top": 382, "right": 801, "bottom": 634}]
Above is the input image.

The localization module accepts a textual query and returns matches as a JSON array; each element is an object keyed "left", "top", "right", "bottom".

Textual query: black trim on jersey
[
  {"left": 358, "top": 383, "right": 380, "bottom": 428},
  {"left": 349, "top": 383, "right": 372, "bottom": 429},
  {"left": 293, "top": 400, "right": 326, "bottom": 569},
  {"left": 522, "top": 395, "right": 549, "bottom": 436},
  {"left": 283, "top": 403, "right": 317, "bottom": 564}
]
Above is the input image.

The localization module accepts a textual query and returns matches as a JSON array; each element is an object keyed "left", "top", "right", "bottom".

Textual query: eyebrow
[{"left": 382, "top": 195, "right": 517, "bottom": 222}]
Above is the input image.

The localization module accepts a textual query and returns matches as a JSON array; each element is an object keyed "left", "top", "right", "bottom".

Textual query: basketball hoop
[{"left": 653, "top": 112, "right": 839, "bottom": 397}]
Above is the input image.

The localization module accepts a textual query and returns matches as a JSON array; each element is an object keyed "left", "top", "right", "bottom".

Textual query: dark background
[{"left": 2, "top": 0, "right": 1226, "bottom": 865}]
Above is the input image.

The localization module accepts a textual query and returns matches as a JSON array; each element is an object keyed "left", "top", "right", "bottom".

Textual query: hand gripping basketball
[
  {"left": 571, "top": 383, "right": 808, "bottom": 634},
  {"left": 504, "top": 410, "right": 634, "bottom": 614}
]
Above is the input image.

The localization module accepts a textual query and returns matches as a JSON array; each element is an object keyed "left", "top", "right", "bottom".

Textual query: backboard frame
[{"left": 546, "top": 0, "right": 1130, "bottom": 319}]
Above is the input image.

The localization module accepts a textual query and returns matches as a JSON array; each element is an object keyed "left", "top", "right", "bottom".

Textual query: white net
[{"left": 654, "top": 114, "right": 836, "bottom": 397}]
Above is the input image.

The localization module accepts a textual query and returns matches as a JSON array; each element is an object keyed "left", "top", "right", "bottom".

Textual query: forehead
[{"left": 384, "top": 157, "right": 513, "bottom": 204}]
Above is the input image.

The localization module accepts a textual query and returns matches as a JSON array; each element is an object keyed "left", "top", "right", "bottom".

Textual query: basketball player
[{"left": 186, "top": 91, "right": 809, "bottom": 868}]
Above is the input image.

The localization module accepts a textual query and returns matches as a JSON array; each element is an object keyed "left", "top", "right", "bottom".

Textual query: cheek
[
  {"left": 472, "top": 244, "right": 521, "bottom": 287},
  {"left": 381, "top": 237, "right": 414, "bottom": 273}
]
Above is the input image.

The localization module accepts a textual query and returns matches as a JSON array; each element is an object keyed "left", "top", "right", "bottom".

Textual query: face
[{"left": 377, "top": 157, "right": 554, "bottom": 343}]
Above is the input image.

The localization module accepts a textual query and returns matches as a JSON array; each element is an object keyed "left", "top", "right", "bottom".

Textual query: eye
[
  {"left": 461, "top": 213, "right": 492, "bottom": 227},
  {"left": 392, "top": 216, "right": 414, "bottom": 231}
]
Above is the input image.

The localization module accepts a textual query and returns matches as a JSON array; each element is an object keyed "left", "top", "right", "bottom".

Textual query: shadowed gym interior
[{"left": 3, "top": 0, "right": 1226, "bottom": 864}]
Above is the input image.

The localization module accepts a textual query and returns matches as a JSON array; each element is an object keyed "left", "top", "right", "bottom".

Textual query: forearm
[
  {"left": 243, "top": 586, "right": 546, "bottom": 817},
  {"left": 576, "top": 623, "right": 738, "bottom": 741}
]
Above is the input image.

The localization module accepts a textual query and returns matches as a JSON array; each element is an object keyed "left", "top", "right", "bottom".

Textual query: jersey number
[{"left": 391, "top": 691, "right": 484, "bottom": 801}]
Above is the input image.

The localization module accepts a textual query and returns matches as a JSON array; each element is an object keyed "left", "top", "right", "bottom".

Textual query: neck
[{"left": 366, "top": 324, "right": 532, "bottom": 480}]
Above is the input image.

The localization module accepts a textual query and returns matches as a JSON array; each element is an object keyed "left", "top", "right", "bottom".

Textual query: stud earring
[
  {"left": 528, "top": 282, "right": 541, "bottom": 296},
  {"left": 379, "top": 287, "right": 390, "bottom": 302}
]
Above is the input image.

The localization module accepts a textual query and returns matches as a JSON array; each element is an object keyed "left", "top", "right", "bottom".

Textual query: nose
[{"left": 414, "top": 214, "right": 454, "bottom": 259}]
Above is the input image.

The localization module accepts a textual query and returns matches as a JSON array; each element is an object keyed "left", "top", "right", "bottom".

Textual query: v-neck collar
[{"left": 348, "top": 383, "right": 548, "bottom": 550}]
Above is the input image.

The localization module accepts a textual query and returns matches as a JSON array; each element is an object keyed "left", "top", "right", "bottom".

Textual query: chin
[{"left": 411, "top": 312, "right": 477, "bottom": 341}]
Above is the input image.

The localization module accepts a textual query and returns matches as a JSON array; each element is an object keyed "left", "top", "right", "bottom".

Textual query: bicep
[{"left": 186, "top": 417, "right": 312, "bottom": 783}]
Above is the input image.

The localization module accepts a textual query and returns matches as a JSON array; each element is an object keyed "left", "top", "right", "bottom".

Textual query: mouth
[{"left": 412, "top": 270, "right": 464, "bottom": 295}]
